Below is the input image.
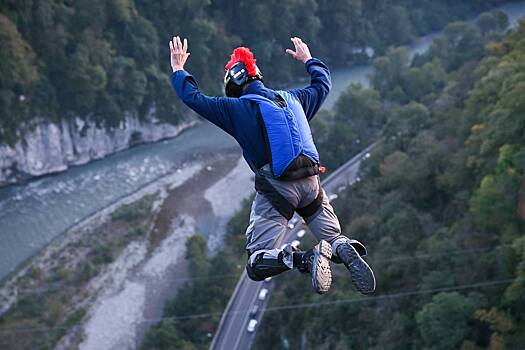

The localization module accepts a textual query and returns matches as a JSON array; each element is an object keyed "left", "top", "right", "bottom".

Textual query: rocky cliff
[{"left": 0, "top": 114, "right": 197, "bottom": 187}]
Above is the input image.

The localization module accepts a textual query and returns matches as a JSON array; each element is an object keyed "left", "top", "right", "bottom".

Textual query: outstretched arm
[
  {"left": 169, "top": 36, "right": 237, "bottom": 135},
  {"left": 285, "top": 37, "right": 332, "bottom": 121}
]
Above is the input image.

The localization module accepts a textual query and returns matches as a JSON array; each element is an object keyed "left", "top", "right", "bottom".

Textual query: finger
[
  {"left": 292, "top": 37, "right": 300, "bottom": 50},
  {"left": 294, "top": 40, "right": 303, "bottom": 54},
  {"left": 174, "top": 36, "right": 179, "bottom": 51},
  {"left": 177, "top": 36, "right": 183, "bottom": 51},
  {"left": 169, "top": 40, "right": 174, "bottom": 53},
  {"left": 285, "top": 48, "right": 297, "bottom": 58},
  {"left": 294, "top": 38, "right": 302, "bottom": 52},
  {"left": 183, "top": 38, "right": 188, "bottom": 53}
]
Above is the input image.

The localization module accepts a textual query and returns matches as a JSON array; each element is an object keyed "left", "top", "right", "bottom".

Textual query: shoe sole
[
  {"left": 338, "top": 243, "right": 376, "bottom": 294},
  {"left": 311, "top": 240, "right": 332, "bottom": 294}
]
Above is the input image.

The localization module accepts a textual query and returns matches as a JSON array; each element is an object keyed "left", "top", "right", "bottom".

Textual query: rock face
[{"left": 0, "top": 113, "right": 197, "bottom": 187}]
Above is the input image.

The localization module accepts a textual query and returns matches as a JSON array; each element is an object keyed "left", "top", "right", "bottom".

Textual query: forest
[
  {"left": 254, "top": 13, "right": 525, "bottom": 350},
  {"left": 141, "top": 8, "right": 525, "bottom": 350},
  {"left": 0, "top": 0, "right": 508, "bottom": 144}
]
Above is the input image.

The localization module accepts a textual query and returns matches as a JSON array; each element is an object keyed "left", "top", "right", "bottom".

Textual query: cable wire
[
  {"left": 1, "top": 276, "right": 521, "bottom": 335},
  {"left": 11, "top": 242, "right": 514, "bottom": 295}
]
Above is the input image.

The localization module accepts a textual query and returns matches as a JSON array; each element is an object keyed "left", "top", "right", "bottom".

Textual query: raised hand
[
  {"left": 285, "top": 37, "right": 312, "bottom": 63},
  {"left": 169, "top": 36, "right": 190, "bottom": 72}
]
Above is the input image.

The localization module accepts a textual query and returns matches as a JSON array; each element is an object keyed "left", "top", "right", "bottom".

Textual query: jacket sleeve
[
  {"left": 171, "top": 70, "right": 237, "bottom": 136},
  {"left": 287, "top": 58, "right": 332, "bottom": 121}
]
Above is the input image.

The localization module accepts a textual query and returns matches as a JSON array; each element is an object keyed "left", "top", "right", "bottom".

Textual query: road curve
[{"left": 210, "top": 143, "right": 377, "bottom": 350}]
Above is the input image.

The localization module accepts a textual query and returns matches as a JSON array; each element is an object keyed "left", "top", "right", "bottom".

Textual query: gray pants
[{"left": 245, "top": 174, "right": 352, "bottom": 280}]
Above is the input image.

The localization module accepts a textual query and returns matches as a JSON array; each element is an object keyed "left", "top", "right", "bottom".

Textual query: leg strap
[
  {"left": 254, "top": 174, "right": 324, "bottom": 221},
  {"left": 255, "top": 174, "right": 295, "bottom": 220},
  {"left": 296, "top": 184, "right": 324, "bottom": 219}
]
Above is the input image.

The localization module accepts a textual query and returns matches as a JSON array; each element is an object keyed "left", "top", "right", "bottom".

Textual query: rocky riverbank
[
  {"left": 0, "top": 113, "right": 198, "bottom": 187},
  {"left": 0, "top": 149, "right": 253, "bottom": 350}
]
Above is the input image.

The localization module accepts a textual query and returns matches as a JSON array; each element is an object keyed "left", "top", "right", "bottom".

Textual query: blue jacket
[{"left": 171, "top": 58, "right": 331, "bottom": 171}]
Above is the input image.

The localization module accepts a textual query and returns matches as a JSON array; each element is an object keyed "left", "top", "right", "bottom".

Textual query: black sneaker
[
  {"left": 336, "top": 242, "right": 376, "bottom": 294},
  {"left": 298, "top": 240, "right": 333, "bottom": 294}
]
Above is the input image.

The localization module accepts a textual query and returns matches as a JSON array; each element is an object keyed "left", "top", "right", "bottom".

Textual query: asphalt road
[{"left": 210, "top": 144, "right": 376, "bottom": 350}]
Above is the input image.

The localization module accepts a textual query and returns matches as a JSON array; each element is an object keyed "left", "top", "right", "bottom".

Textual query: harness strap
[
  {"left": 278, "top": 155, "right": 320, "bottom": 181},
  {"left": 296, "top": 183, "right": 324, "bottom": 219},
  {"left": 254, "top": 174, "right": 324, "bottom": 221},
  {"left": 255, "top": 174, "right": 295, "bottom": 220}
]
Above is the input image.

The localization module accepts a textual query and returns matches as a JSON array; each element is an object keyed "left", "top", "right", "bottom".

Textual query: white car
[
  {"left": 258, "top": 288, "right": 269, "bottom": 300},
  {"left": 247, "top": 319, "right": 258, "bottom": 332},
  {"left": 296, "top": 229, "right": 306, "bottom": 239},
  {"left": 291, "top": 240, "right": 300, "bottom": 249},
  {"left": 328, "top": 193, "right": 338, "bottom": 201}
]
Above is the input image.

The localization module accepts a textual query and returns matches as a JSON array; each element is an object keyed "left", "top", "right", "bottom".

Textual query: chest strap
[{"left": 254, "top": 174, "right": 324, "bottom": 221}]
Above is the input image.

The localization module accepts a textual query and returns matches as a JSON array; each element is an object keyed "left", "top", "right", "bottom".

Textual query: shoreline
[
  {"left": 0, "top": 119, "right": 201, "bottom": 191},
  {"left": 0, "top": 152, "right": 207, "bottom": 314},
  {"left": 0, "top": 147, "right": 254, "bottom": 350},
  {"left": 0, "top": 145, "right": 231, "bottom": 287}
]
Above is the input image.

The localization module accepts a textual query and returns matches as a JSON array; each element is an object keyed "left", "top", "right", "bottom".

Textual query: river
[{"left": 1, "top": 2, "right": 525, "bottom": 280}]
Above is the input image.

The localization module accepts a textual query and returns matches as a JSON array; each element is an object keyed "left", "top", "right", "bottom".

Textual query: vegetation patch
[
  {"left": 141, "top": 197, "right": 252, "bottom": 350},
  {"left": 0, "top": 194, "right": 156, "bottom": 350},
  {"left": 254, "top": 14, "right": 525, "bottom": 350}
]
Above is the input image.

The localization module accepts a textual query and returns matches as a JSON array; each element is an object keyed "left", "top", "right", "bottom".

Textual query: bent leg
[
  {"left": 304, "top": 188, "right": 347, "bottom": 251},
  {"left": 304, "top": 187, "right": 367, "bottom": 259},
  {"left": 304, "top": 187, "right": 376, "bottom": 293},
  {"left": 245, "top": 193, "right": 294, "bottom": 281}
]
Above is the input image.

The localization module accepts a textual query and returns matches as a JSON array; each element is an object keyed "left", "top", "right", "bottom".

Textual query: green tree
[
  {"left": 475, "top": 10, "right": 509, "bottom": 37},
  {"left": 0, "top": 14, "right": 38, "bottom": 89},
  {"left": 142, "top": 321, "right": 197, "bottom": 350},
  {"left": 371, "top": 47, "right": 410, "bottom": 99},
  {"left": 382, "top": 102, "right": 430, "bottom": 151},
  {"left": 416, "top": 292, "right": 477, "bottom": 350},
  {"left": 428, "top": 22, "right": 484, "bottom": 71}
]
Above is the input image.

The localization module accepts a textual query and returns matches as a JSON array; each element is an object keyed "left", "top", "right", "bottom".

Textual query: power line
[
  {"left": 1, "top": 276, "right": 521, "bottom": 335},
  {"left": 369, "top": 243, "right": 514, "bottom": 264},
  {"left": 264, "top": 277, "right": 522, "bottom": 312},
  {"left": 11, "top": 242, "right": 513, "bottom": 295},
  {"left": 144, "top": 276, "right": 523, "bottom": 322}
]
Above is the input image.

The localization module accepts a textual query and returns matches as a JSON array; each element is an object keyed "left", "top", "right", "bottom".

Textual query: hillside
[
  {"left": 0, "top": 0, "right": 507, "bottom": 145},
  {"left": 254, "top": 16, "right": 525, "bottom": 350}
]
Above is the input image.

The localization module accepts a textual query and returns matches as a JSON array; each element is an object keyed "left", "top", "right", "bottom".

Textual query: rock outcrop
[{"left": 0, "top": 113, "right": 197, "bottom": 187}]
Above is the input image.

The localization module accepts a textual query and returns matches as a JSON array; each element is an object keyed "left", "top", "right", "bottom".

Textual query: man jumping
[{"left": 169, "top": 36, "right": 375, "bottom": 294}]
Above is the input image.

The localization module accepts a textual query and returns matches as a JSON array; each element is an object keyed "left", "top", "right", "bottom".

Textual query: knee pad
[
  {"left": 245, "top": 250, "right": 291, "bottom": 281},
  {"left": 246, "top": 262, "right": 265, "bottom": 281}
]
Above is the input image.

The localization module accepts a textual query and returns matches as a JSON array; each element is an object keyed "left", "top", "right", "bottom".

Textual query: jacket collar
[{"left": 241, "top": 80, "right": 277, "bottom": 100}]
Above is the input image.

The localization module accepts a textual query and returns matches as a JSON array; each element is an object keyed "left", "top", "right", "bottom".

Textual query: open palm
[
  {"left": 169, "top": 36, "right": 190, "bottom": 72},
  {"left": 286, "top": 37, "right": 312, "bottom": 63}
]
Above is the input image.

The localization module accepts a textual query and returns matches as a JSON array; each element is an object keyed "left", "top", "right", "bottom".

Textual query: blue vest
[{"left": 240, "top": 91, "right": 319, "bottom": 177}]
